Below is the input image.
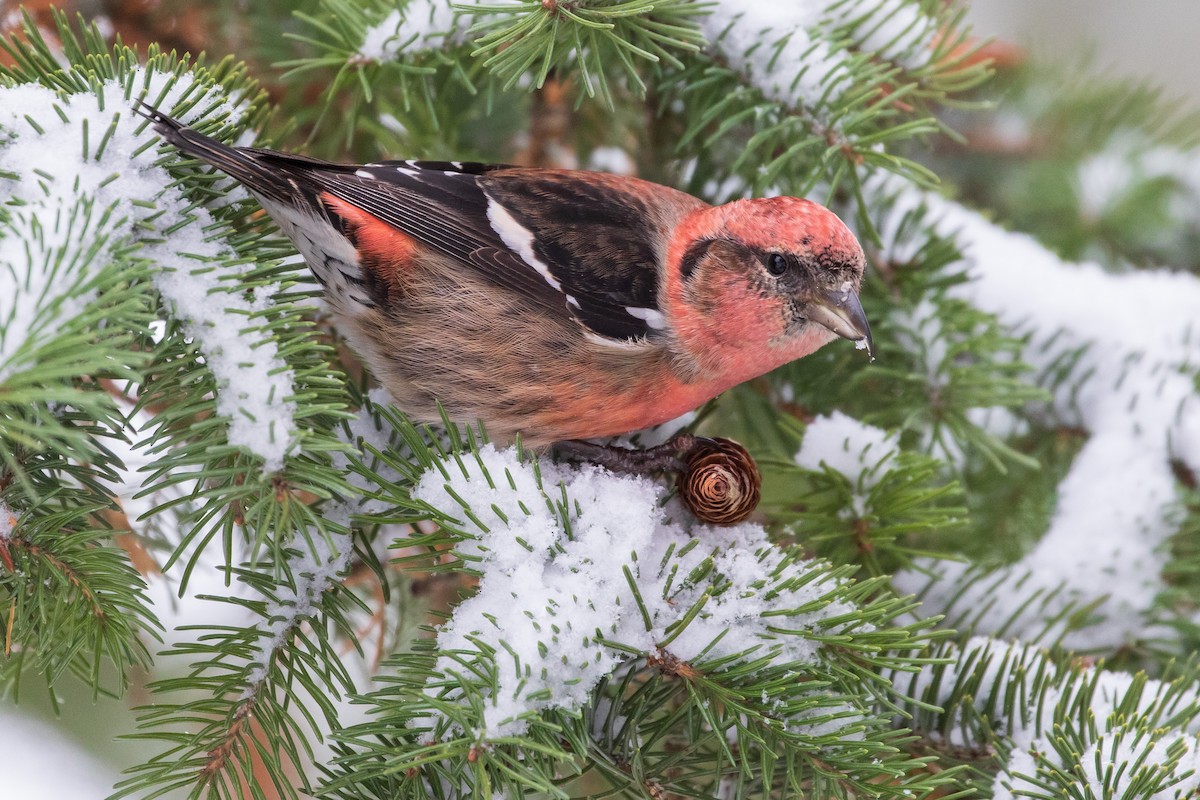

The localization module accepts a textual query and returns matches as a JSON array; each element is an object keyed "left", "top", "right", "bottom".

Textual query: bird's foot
[
  {"left": 553, "top": 435, "right": 762, "bottom": 525},
  {"left": 551, "top": 434, "right": 699, "bottom": 475}
]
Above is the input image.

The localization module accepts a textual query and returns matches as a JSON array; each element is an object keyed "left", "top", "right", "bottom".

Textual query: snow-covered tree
[{"left": 1, "top": 2, "right": 1197, "bottom": 798}]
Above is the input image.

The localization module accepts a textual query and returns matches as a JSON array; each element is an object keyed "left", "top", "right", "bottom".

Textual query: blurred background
[{"left": 969, "top": 0, "right": 1200, "bottom": 102}]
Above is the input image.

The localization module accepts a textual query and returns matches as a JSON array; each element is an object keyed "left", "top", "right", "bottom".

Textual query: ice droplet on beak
[{"left": 807, "top": 287, "right": 874, "bottom": 361}]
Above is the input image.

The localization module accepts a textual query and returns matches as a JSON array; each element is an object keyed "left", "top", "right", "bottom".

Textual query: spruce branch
[
  {"left": 320, "top": 417, "right": 957, "bottom": 799},
  {"left": 0, "top": 14, "right": 374, "bottom": 796},
  {"left": 0, "top": 506, "right": 157, "bottom": 698},
  {"left": 284, "top": 0, "right": 481, "bottom": 153},
  {"left": 1159, "top": 485, "right": 1200, "bottom": 656},
  {"left": 664, "top": 0, "right": 989, "bottom": 215},
  {"left": 113, "top": 549, "right": 364, "bottom": 800},
  {"left": 461, "top": 0, "right": 706, "bottom": 104},
  {"left": 870, "top": 167, "right": 1200, "bottom": 651},
  {"left": 890, "top": 637, "right": 1200, "bottom": 800},
  {"left": 778, "top": 411, "right": 966, "bottom": 577}
]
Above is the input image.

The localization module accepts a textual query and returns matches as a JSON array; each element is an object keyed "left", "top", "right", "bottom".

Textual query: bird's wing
[
  {"left": 293, "top": 159, "right": 703, "bottom": 344},
  {"left": 135, "top": 105, "right": 690, "bottom": 343}
]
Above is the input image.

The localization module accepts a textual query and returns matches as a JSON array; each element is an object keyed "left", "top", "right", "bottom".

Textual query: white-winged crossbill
[{"left": 138, "top": 104, "right": 872, "bottom": 447}]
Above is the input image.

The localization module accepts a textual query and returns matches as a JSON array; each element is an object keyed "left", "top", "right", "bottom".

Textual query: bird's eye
[{"left": 765, "top": 253, "right": 789, "bottom": 276}]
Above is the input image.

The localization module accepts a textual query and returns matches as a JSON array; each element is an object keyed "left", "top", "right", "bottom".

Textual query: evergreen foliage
[{"left": 0, "top": 3, "right": 1197, "bottom": 799}]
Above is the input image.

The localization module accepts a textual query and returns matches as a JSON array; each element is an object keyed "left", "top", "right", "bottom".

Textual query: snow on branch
[
  {"left": 891, "top": 636, "right": 1200, "bottom": 799},
  {"left": 409, "top": 443, "right": 862, "bottom": 740},
  {"left": 702, "top": 0, "right": 939, "bottom": 119},
  {"left": 240, "top": 390, "right": 408, "bottom": 689},
  {"left": 356, "top": 0, "right": 944, "bottom": 119},
  {"left": 831, "top": 0, "right": 939, "bottom": 69},
  {"left": 240, "top": 531, "right": 353, "bottom": 694},
  {"left": 0, "top": 83, "right": 125, "bottom": 377},
  {"left": 795, "top": 411, "right": 901, "bottom": 519},
  {"left": 358, "top": 0, "right": 471, "bottom": 62},
  {"left": 873, "top": 173, "right": 1200, "bottom": 649},
  {"left": 0, "top": 500, "right": 15, "bottom": 541},
  {"left": 0, "top": 70, "right": 297, "bottom": 470},
  {"left": 701, "top": 2, "right": 849, "bottom": 111},
  {"left": 147, "top": 245, "right": 295, "bottom": 471}
]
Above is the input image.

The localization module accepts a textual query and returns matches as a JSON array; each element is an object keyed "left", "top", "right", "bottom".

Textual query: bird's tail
[
  {"left": 135, "top": 101, "right": 378, "bottom": 311},
  {"left": 134, "top": 101, "right": 300, "bottom": 205}
]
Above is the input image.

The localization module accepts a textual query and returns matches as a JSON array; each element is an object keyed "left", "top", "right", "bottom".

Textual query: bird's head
[{"left": 663, "top": 196, "right": 872, "bottom": 384}]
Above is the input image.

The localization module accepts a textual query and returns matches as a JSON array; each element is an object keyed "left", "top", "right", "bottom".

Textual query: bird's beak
[{"left": 806, "top": 286, "right": 874, "bottom": 359}]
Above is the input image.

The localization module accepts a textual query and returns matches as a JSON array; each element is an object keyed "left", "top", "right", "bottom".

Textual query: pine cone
[{"left": 676, "top": 437, "right": 761, "bottom": 525}]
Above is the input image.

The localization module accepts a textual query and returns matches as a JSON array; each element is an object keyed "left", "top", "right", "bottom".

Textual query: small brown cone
[{"left": 676, "top": 438, "right": 761, "bottom": 525}]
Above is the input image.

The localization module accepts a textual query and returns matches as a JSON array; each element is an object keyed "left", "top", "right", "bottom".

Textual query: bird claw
[
  {"left": 552, "top": 434, "right": 698, "bottom": 475},
  {"left": 552, "top": 434, "right": 763, "bottom": 526}
]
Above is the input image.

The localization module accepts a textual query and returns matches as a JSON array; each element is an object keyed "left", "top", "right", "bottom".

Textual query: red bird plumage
[{"left": 138, "top": 104, "right": 872, "bottom": 446}]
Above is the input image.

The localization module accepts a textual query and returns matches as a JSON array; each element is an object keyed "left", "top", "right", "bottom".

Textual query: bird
[{"left": 136, "top": 102, "right": 872, "bottom": 449}]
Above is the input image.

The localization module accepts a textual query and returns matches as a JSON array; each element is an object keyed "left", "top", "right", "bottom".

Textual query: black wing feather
[
  {"left": 312, "top": 169, "right": 588, "bottom": 314},
  {"left": 137, "top": 102, "right": 670, "bottom": 342},
  {"left": 479, "top": 172, "right": 662, "bottom": 314},
  {"left": 315, "top": 163, "right": 671, "bottom": 342}
]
